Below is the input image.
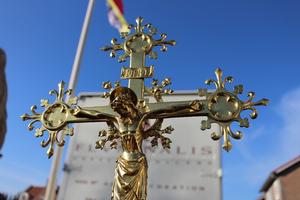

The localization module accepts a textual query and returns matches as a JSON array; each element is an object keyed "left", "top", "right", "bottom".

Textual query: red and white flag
[{"left": 107, "top": 0, "right": 127, "bottom": 31}]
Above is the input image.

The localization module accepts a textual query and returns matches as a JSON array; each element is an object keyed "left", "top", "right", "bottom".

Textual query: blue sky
[{"left": 0, "top": 0, "right": 300, "bottom": 199}]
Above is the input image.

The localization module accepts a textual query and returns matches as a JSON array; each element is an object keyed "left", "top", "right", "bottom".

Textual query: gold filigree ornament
[
  {"left": 101, "top": 16, "right": 176, "bottom": 62},
  {"left": 145, "top": 78, "right": 174, "bottom": 102},
  {"left": 143, "top": 118, "right": 175, "bottom": 149},
  {"left": 21, "top": 81, "right": 77, "bottom": 158},
  {"left": 21, "top": 16, "right": 269, "bottom": 200},
  {"left": 100, "top": 80, "right": 121, "bottom": 99},
  {"left": 96, "top": 121, "right": 121, "bottom": 150},
  {"left": 198, "top": 68, "right": 269, "bottom": 151},
  {"left": 143, "top": 78, "right": 175, "bottom": 148}
]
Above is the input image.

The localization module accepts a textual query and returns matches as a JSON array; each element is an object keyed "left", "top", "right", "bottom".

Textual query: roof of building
[
  {"left": 25, "top": 186, "right": 45, "bottom": 198},
  {"left": 260, "top": 155, "right": 300, "bottom": 192}
]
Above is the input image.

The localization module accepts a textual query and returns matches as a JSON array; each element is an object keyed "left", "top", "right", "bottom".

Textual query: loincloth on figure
[{"left": 111, "top": 152, "right": 148, "bottom": 200}]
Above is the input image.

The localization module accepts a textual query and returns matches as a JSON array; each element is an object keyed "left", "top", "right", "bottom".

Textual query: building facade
[{"left": 258, "top": 155, "right": 300, "bottom": 200}]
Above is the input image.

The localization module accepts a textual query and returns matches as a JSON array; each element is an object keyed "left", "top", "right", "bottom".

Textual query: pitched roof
[
  {"left": 260, "top": 155, "right": 300, "bottom": 192},
  {"left": 25, "top": 186, "right": 45, "bottom": 199}
]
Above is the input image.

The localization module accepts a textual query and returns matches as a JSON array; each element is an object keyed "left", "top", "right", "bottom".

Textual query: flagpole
[{"left": 44, "top": 1, "right": 95, "bottom": 199}]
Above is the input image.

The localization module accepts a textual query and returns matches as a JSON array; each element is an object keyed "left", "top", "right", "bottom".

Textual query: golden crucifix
[{"left": 22, "top": 17, "right": 268, "bottom": 200}]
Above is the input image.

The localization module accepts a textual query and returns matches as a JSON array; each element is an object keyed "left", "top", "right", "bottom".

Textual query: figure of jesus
[{"left": 72, "top": 86, "right": 201, "bottom": 200}]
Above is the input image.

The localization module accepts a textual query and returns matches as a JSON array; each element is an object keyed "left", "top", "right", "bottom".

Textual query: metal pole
[{"left": 44, "top": 1, "right": 95, "bottom": 199}]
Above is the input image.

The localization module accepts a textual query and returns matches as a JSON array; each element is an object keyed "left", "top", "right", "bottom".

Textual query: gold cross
[
  {"left": 21, "top": 17, "right": 269, "bottom": 200},
  {"left": 21, "top": 17, "right": 268, "bottom": 158}
]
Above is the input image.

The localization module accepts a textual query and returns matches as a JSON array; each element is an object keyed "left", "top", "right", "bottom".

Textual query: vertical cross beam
[
  {"left": 128, "top": 52, "right": 145, "bottom": 99},
  {"left": 21, "top": 16, "right": 269, "bottom": 200},
  {"left": 101, "top": 17, "right": 175, "bottom": 101}
]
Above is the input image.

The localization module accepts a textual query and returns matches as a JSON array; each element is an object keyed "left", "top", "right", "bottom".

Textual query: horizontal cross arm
[
  {"left": 146, "top": 100, "right": 209, "bottom": 119},
  {"left": 68, "top": 105, "right": 117, "bottom": 124},
  {"left": 21, "top": 102, "right": 117, "bottom": 158}
]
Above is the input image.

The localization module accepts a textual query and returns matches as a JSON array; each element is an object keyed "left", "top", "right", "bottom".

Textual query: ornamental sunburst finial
[
  {"left": 101, "top": 16, "right": 176, "bottom": 63},
  {"left": 21, "top": 81, "right": 78, "bottom": 158},
  {"left": 199, "top": 68, "right": 269, "bottom": 151}
]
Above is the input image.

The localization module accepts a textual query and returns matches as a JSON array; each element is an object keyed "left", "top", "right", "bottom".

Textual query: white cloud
[
  {"left": 243, "top": 86, "right": 300, "bottom": 161},
  {"left": 278, "top": 88, "right": 300, "bottom": 158},
  {"left": 224, "top": 87, "right": 300, "bottom": 198}
]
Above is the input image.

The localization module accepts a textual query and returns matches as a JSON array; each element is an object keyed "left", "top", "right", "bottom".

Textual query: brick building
[
  {"left": 258, "top": 155, "right": 300, "bottom": 200},
  {"left": 24, "top": 186, "right": 45, "bottom": 200},
  {"left": 18, "top": 186, "right": 58, "bottom": 200}
]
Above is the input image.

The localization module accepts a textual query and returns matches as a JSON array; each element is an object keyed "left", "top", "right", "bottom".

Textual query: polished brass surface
[
  {"left": 101, "top": 16, "right": 175, "bottom": 100},
  {"left": 121, "top": 65, "right": 154, "bottom": 79},
  {"left": 198, "top": 68, "right": 269, "bottom": 151},
  {"left": 22, "top": 17, "right": 269, "bottom": 200},
  {"left": 21, "top": 81, "right": 77, "bottom": 158}
]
